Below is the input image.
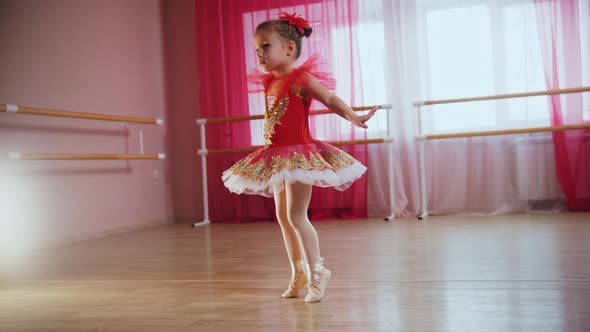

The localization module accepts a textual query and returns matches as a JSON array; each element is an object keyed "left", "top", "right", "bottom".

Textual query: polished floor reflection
[{"left": 1, "top": 213, "right": 589, "bottom": 331}]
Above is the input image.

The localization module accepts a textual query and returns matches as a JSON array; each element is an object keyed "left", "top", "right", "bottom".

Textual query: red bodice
[{"left": 248, "top": 55, "right": 335, "bottom": 147}]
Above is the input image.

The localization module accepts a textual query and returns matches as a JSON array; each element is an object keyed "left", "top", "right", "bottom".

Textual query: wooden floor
[{"left": 1, "top": 213, "right": 589, "bottom": 332}]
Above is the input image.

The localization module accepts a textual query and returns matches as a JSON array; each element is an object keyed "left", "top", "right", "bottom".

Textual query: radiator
[{"left": 513, "top": 135, "right": 563, "bottom": 201}]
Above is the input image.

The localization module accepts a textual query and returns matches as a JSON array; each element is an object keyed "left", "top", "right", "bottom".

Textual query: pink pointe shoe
[
  {"left": 281, "top": 260, "right": 308, "bottom": 299},
  {"left": 305, "top": 258, "right": 331, "bottom": 303},
  {"left": 281, "top": 269, "right": 308, "bottom": 298}
]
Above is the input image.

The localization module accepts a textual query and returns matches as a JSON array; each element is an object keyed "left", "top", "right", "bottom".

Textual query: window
[{"left": 418, "top": 0, "right": 559, "bottom": 134}]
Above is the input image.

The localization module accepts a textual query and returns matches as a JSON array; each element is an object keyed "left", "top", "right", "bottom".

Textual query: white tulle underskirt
[{"left": 222, "top": 161, "right": 367, "bottom": 197}]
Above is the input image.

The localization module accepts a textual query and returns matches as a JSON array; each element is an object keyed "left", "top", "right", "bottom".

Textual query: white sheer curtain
[
  {"left": 359, "top": 0, "right": 583, "bottom": 216},
  {"left": 239, "top": 0, "right": 585, "bottom": 216},
  {"left": 362, "top": 0, "right": 424, "bottom": 216}
]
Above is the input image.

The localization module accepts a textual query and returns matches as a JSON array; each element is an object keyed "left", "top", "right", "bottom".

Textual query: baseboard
[{"left": 173, "top": 216, "right": 207, "bottom": 224}]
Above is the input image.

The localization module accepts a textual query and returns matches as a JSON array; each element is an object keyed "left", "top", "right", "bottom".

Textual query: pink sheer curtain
[
  {"left": 194, "top": 1, "right": 273, "bottom": 222},
  {"left": 535, "top": 0, "right": 590, "bottom": 211},
  {"left": 195, "top": 0, "right": 367, "bottom": 222}
]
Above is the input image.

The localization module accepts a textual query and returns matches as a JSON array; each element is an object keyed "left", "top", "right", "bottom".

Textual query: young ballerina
[{"left": 222, "top": 12, "right": 376, "bottom": 303}]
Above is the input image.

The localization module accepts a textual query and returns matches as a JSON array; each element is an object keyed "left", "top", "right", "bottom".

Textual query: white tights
[{"left": 273, "top": 181, "right": 320, "bottom": 277}]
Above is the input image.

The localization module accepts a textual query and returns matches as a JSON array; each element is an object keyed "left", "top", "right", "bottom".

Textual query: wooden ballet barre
[
  {"left": 193, "top": 103, "right": 396, "bottom": 226},
  {"left": 202, "top": 138, "right": 389, "bottom": 155},
  {"left": 0, "top": 153, "right": 166, "bottom": 161},
  {"left": 202, "top": 104, "right": 392, "bottom": 124},
  {"left": 413, "top": 86, "right": 590, "bottom": 220},
  {"left": 0, "top": 104, "right": 164, "bottom": 125},
  {"left": 414, "top": 86, "right": 590, "bottom": 106},
  {"left": 423, "top": 123, "right": 590, "bottom": 140}
]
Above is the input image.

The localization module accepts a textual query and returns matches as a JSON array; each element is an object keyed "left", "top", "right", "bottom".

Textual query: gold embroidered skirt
[{"left": 222, "top": 141, "right": 367, "bottom": 197}]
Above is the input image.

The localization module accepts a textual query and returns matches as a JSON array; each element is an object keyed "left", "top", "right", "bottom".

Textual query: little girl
[{"left": 222, "top": 12, "right": 376, "bottom": 303}]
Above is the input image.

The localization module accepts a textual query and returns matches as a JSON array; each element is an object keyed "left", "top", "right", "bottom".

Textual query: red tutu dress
[{"left": 222, "top": 56, "right": 367, "bottom": 197}]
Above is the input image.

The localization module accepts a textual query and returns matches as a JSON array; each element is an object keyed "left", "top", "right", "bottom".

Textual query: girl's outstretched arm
[{"left": 305, "top": 76, "right": 377, "bottom": 129}]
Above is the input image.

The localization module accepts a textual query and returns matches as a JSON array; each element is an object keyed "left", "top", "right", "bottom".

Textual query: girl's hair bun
[{"left": 302, "top": 27, "right": 312, "bottom": 38}]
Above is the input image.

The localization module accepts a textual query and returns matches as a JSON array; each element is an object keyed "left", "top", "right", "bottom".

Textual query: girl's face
[{"left": 254, "top": 30, "right": 294, "bottom": 74}]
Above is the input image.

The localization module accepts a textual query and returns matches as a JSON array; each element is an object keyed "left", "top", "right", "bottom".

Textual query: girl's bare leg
[
  {"left": 284, "top": 181, "right": 319, "bottom": 264},
  {"left": 284, "top": 181, "right": 331, "bottom": 303},
  {"left": 273, "top": 183, "right": 307, "bottom": 298}
]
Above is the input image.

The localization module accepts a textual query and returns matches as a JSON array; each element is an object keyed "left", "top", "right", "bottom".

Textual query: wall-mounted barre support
[{"left": 1, "top": 103, "right": 166, "bottom": 162}]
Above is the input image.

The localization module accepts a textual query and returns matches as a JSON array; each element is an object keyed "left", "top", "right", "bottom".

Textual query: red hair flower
[{"left": 278, "top": 12, "right": 310, "bottom": 35}]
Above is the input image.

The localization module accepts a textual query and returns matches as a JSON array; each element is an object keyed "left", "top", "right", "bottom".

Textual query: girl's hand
[
  {"left": 351, "top": 107, "right": 378, "bottom": 129},
  {"left": 305, "top": 76, "right": 379, "bottom": 129}
]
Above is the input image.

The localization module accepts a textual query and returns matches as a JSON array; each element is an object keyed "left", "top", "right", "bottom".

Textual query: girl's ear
[{"left": 287, "top": 41, "right": 296, "bottom": 56}]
